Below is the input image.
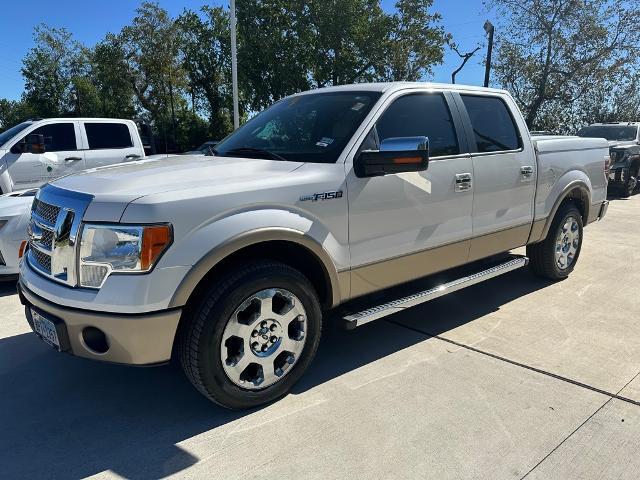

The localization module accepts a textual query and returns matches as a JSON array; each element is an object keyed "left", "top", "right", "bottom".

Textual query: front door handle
[
  {"left": 521, "top": 166, "right": 534, "bottom": 179},
  {"left": 455, "top": 173, "right": 472, "bottom": 192},
  {"left": 64, "top": 156, "right": 82, "bottom": 162}
]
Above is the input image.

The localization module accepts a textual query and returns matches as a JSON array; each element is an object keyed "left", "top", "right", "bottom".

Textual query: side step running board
[{"left": 342, "top": 256, "right": 529, "bottom": 329}]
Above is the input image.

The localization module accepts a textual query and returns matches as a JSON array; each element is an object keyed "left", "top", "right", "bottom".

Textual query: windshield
[
  {"left": 214, "top": 91, "right": 381, "bottom": 163},
  {"left": 0, "top": 122, "right": 32, "bottom": 148},
  {"left": 577, "top": 125, "right": 638, "bottom": 142}
]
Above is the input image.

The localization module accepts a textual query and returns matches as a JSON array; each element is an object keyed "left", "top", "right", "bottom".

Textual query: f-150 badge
[{"left": 300, "top": 190, "right": 343, "bottom": 202}]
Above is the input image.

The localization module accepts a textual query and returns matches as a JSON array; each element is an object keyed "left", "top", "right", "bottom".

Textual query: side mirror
[
  {"left": 355, "top": 136, "right": 429, "bottom": 178},
  {"left": 26, "top": 134, "right": 46, "bottom": 154}
]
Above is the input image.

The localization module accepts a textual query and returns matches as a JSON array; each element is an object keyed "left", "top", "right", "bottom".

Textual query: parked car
[
  {"left": 0, "top": 118, "right": 146, "bottom": 193},
  {"left": 577, "top": 122, "right": 640, "bottom": 197},
  {"left": 19, "top": 82, "right": 609, "bottom": 409},
  {"left": 530, "top": 130, "right": 554, "bottom": 136},
  {"left": 0, "top": 189, "right": 36, "bottom": 276},
  {"left": 184, "top": 140, "right": 219, "bottom": 156}
]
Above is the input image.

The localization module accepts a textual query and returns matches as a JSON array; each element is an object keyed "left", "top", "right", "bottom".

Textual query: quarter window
[
  {"left": 461, "top": 95, "right": 521, "bottom": 152},
  {"left": 374, "top": 93, "right": 460, "bottom": 157},
  {"left": 85, "top": 123, "right": 133, "bottom": 149},
  {"left": 28, "top": 123, "right": 77, "bottom": 152}
]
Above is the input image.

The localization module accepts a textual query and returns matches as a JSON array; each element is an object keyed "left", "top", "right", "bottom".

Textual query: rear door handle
[
  {"left": 125, "top": 154, "right": 141, "bottom": 160},
  {"left": 521, "top": 166, "right": 534, "bottom": 179},
  {"left": 455, "top": 173, "right": 472, "bottom": 192}
]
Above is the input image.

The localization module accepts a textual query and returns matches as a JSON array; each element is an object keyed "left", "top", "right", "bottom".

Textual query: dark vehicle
[
  {"left": 185, "top": 140, "right": 219, "bottom": 156},
  {"left": 577, "top": 122, "right": 640, "bottom": 197}
]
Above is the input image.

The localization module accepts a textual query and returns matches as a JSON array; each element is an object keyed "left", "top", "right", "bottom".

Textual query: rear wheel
[
  {"left": 527, "top": 202, "right": 583, "bottom": 280},
  {"left": 179, "top": 261, "right": 322, "bottom": 409}
]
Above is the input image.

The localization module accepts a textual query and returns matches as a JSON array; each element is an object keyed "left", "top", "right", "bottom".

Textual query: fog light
[
  {"left": 82, "top": 327, "right": 109, "bottom": 354},
  {"left": 80, "top": 264, "right": 110, "bottom": 288}
]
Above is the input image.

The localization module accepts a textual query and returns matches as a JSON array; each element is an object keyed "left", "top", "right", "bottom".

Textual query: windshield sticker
[
  {"left": 316, "top": 137, "right": 334, "bottom": 147},
  {"left": 351, "top": 102, "right": 365, "bottom": 111}
]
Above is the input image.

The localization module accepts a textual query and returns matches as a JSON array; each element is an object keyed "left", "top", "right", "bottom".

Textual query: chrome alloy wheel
[
  {"left": 555, "top": 216, "right": 580, "bottom": 270},
  {"left": 220, "top": 288, "right": 307, "bottom": 389}
]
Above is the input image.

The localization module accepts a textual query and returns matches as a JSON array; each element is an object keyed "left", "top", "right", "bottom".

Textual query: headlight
[{"left": 78, "top": 224, "right": 172, "bottom": 288}]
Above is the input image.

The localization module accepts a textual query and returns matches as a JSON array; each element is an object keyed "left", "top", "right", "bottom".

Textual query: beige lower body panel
[
  {"left": 349, "top": 223, "right": 534, "bottom": 300},
  {"left": 468, "top": 223, "right": 531, "bottom": 262},
  {"left": 21, "top": 283, "right": 182, "bottom": 365},
  {"left": 350, "top": 240, "right": 471, "bottom": 298}
]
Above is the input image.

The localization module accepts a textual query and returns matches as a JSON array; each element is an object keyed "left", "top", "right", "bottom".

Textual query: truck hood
[{"left": 50, "top": 155, "right": 303, "bottom": 201}]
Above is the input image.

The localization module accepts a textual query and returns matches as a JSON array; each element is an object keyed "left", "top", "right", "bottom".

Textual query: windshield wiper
[{"left": 222, "top": 147, "right": 288, "bottom": 162}]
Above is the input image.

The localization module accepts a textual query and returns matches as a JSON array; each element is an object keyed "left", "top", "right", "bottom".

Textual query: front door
[
  {"left": 6, "top": 122, "right": 84, "bottom": 190},
  {"left": 456, "top": 94, "right": 536, "bottom": 261},
  {"left": 346, "top": 90, "right": 474, "bottom": 298}
]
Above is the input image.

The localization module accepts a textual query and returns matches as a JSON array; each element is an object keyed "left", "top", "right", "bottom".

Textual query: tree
[
  {"left": 384, "top": 0, "right": 451, "bottom": 81},
  {"left": 176, "top": 6, "right": 233, "bottom": 138},
  {"left": 237, "top": 0, "right": 449, "bottom": 110},
  {"left": 489, "top": 0, "right": 640, "bottom": 130},
  {"left": 121, "top": 2, "right": 186, "bottom": 149},
  {"left": 0, "top": 99, "right": 33, "bottom": 130},
  {"left": 21, "top": 24, "right": 90, "bottom": 117},
  {"left": 91, "top": 34, "right": 136, "bottom": 118}
]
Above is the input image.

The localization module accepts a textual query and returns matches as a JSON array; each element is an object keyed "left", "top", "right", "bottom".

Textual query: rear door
[
  {"left": 346, "top": 90, "right": 474, "bottom": 297},
  {"left": 6, "top": 121, "right": 84, "bottom": 189},
  {"left": 82, "top": 122, "right": 142, "bottom": 169},
  {"left": 454, "top": 93, "right": 536, "bottom": 261}
]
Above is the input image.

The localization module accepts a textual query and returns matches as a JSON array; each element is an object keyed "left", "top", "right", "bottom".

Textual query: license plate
[{"left": 31, "top": 309, "right": 60, "bottom": 349}]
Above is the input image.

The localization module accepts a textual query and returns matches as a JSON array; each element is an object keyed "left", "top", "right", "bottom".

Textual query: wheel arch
[
  {"left": 539, "top": 181, "right": 591, "bottom": 241},
  {"left": 169, "top": 227, "right": 346, "bottom": 312}
]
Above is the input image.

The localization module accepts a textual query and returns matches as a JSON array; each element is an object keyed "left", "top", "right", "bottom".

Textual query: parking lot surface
[{"left": 1, "top": 195, "right": 639, "bottom": 480}]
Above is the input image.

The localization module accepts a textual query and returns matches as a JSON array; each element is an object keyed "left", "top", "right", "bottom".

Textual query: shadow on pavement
[
  {"left": 0, "top": 269, "right": 551, "bottom": 479},
  {"left": 0, "top": 280, "right": 17, "bottom": 297}
]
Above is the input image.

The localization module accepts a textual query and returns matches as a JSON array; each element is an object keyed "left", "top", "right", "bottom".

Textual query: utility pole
[
  {"left": 230, "top": 0, "right": 239, "bottom": 130},
  {"left": 483, "top": 21, "right": 494, "bottom": 88}
]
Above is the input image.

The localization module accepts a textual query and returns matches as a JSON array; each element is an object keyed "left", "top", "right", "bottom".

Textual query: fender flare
[
  {"left": 168, "top": 227, "right": 344, "bottom": 309},
  {"left": 536, "top": 180, "right": 591, "bottom": 242}
]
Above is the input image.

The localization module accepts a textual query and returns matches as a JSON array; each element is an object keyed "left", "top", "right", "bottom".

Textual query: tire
[
  {"left": 620, "top": 165, "right": 638, "bottom": 198},
  {"left": 527, "top": 202, "right": 583, "bottom": 280},
  {"left": 179, "top": 261, "right": 322, "bottom": 409}
]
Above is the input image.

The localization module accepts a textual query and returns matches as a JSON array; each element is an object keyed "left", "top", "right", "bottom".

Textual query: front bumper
[{"left": 19, "top": 282, "right": 182, "bottom": 365}]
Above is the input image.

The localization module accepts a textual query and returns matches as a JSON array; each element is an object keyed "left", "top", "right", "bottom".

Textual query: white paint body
[
  {"left": 0, "top": 118, "right": 145, "bottom": 193},
  {"left": 20, "top": 83, "right": 608, "bottom": 317}
]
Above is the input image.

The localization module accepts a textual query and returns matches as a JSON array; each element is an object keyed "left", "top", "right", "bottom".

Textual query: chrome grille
[
  {"left": 30, "top": 247, "right": 52, "bottom": 273},
  {"left": 33, "top": 198, "right": 61, "bottom": 225},
  {"left": 41, "top": 230, "right": 54, "bottom": 249},
  {"left": 27, "top": 185, "right": 93, "bottom": 286}
]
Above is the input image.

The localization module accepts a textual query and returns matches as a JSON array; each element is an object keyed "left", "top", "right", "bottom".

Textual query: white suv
[{"left": 0, "top": 118, "right": 145, "bottom": 193}]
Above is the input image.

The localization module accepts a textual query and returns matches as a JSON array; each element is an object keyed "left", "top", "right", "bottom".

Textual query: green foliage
[
  {"left": 176, "top": 6, "right": 233, "bottom": 139},
  {"left": 0, "top": 99, "right": 34, "bottom": 130},
  {"left": 489, "top": 0, "right": 640, "bottom": 131},
  {"left": 21, "top": 25, "right": 89, "bottom": 117},
  {"left": 237, "top": 0, "right": 449, "bottom": 109},
  {"left": 3, "top": 0, "right": 449, "bottom": 148}
]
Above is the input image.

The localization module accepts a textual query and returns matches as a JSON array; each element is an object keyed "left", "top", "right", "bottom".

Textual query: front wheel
[
  {"left": 179, "top": 261, "right": 322, "bottom": 409},
  {"left": 620, "top": 166, "right": 638, "bottom": 198},
  {"left": 527, "top": 202, "right": 583, "bottom": 280}
]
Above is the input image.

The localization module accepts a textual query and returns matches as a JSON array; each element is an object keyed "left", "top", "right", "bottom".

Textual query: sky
[{"left": 0, "top": 0, "right": 495, "bottom": 101}]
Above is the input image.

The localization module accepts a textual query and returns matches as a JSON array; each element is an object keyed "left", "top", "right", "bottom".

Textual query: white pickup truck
[
  {"left": 0, "top": 118, "right": 145, "bottom": 193},
  {"left": 18, "top": 83, "right": 609, "bottom": 409}
]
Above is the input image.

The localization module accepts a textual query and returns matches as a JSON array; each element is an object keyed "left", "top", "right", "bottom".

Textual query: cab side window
[
  {"left": 374, "top": 93, "right": 459, "bottom": 157},
  {"left": 27, "top": 123, "right": 77, "bottom": 152},
  {"left": 85, "top": 123, "right": 133, "bottom": 149},
  {"left": 460, "top": 95, "right": 521, "bottom": 153}
]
